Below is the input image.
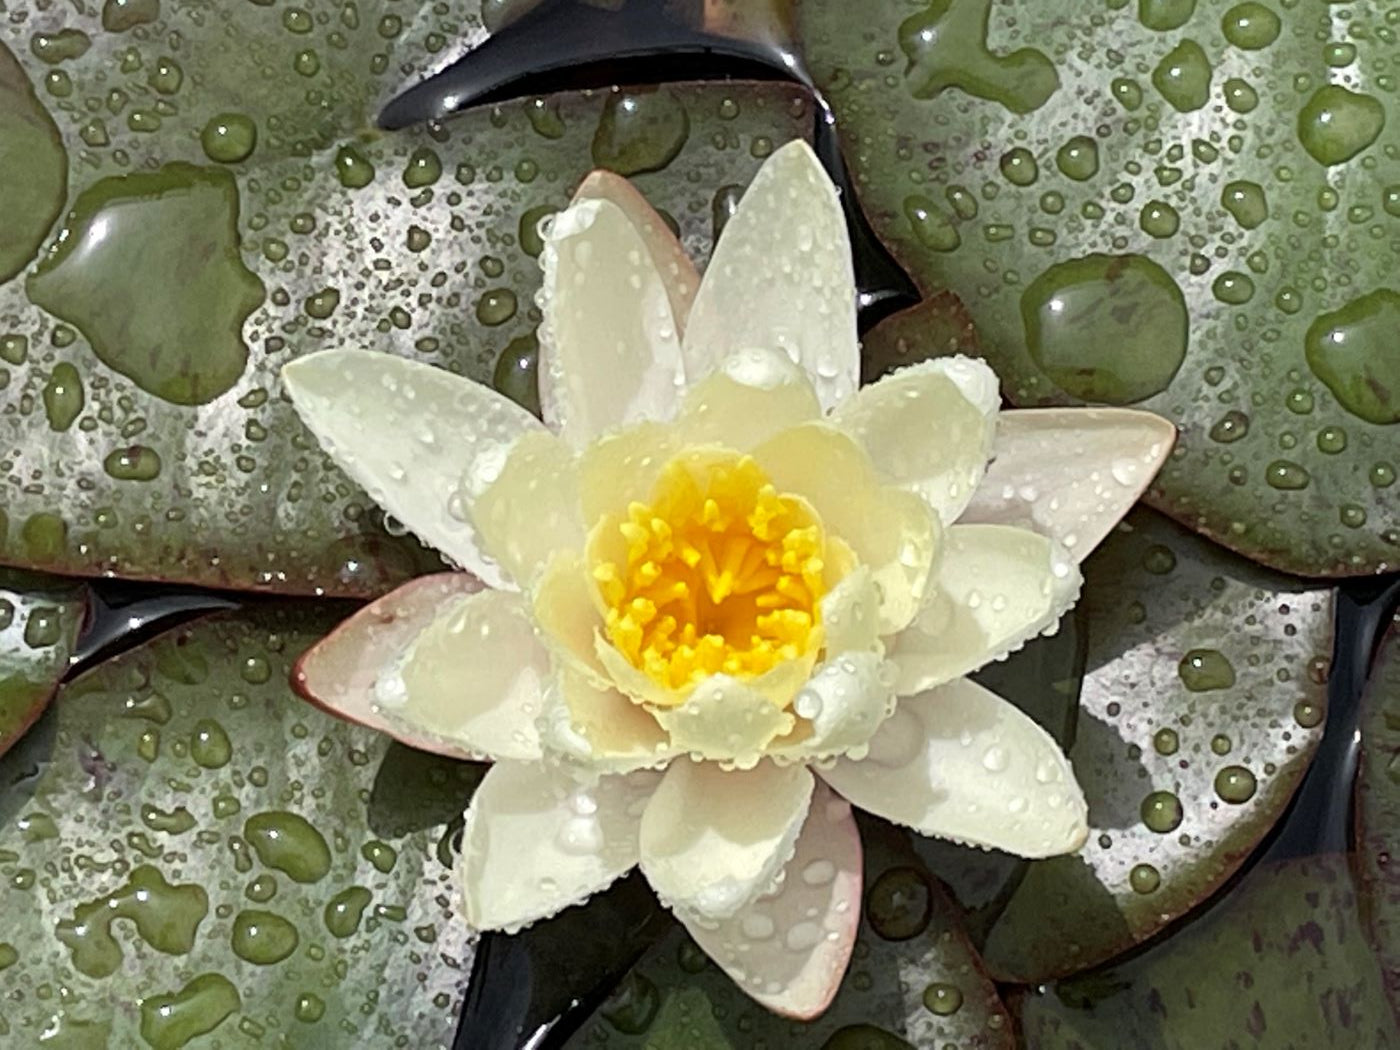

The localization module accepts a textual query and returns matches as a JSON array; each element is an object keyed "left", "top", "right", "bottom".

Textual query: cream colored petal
[
  {"left": 819, "top": 678, "right": 1088, "bottom": 858},
  {"left": 375, "top": 588, "right": 546, "bottom": 761},
  {"left": 640, "top": 759, "right": 813, "bottom": 919},
  {"left": 281, "top": 349, "right": 540, "bottom": 590},
  {"left": 541, "top": 666, "right": 676, "bottom": 774},
  {"left": 471, "top": 429, "right": 584, "bottom": 588},
  {"left": 684, "top": 140, "right": 858, "bottom": 411},
  {"left": 753, "top": 422, "right": 940, "bottom": 634},
  {"left": 532, "top": 551, "right": 611, "bottom": 686},
  {"left": 572, "top": 170, "right": 700, "bottom": 338},
  {"left": 771, "top": 651, "right": 896, "bottom": 762},
  {"left": 537, "top": 196, "right": 685, "bottom": 447},
  {"left": 577, "top": 421, "right": 684, "bottom": 526},
  {"left": 459, "top": 761, "right": 659, "bottom": 932},
  {"left": 890, "top": 524, "right": 1080, "bottom": 697},
  {"left": 651, "top": 675, "right": 796, "bottom": 769},
  {"left": 596, "top": 633, "right": 688, "bottom": 708},
  {"left": 672, "top": 347, "right": 822, "bottom": 451},
  {"left": 678, "top": 781, "right": 861, "bottom": 1020},
  {"left": 831, "top": 355, "right": 1000, "bottom": 525},
  {"left": 819, "top": 565, "right": 881, "bottom": 655},
  {"left": 293, "top": 573, "right": 482, "bottom": 760},
  {"left": 959, "top": 408, "right": 1178, "bottom": 562}
]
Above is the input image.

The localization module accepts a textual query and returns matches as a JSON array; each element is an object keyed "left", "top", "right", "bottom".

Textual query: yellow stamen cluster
[{"left": 593, "top": 453, "right": 826, "bottom": 698}]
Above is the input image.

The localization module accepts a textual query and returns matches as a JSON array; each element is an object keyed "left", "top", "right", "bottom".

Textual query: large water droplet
[
  {"left": 1152, "top": 40, "right": 1212, "bottom": 112},
  {"left": 1220, "top": 3, "right": 1280, "bottom": 49},
  {"left": 591, "top": 88, "right": 690, "bottom": 175},
  {"left": 0, "top": 41, "right": 68, "bottom": 284},
  {"left": 102, "top": 0, "right": 161, "bottom": 33},
  {"left": 1297, "top": 86, "right": 1386, "bottom": 166},
  {"left": 1178, "top": 648, "right": 1236, "bottom": 690},
  {"left": 200, "top": 112, "right": 257, "bottom": 164},
  {"left": 231, "top": 908, "right": 299, "bottom": 964},
  {"left": 1140, "top": 790, "right": 1183, "bottom": 833},
  {"left": 1214, "top": 765, "right": 1257, "bottom": 803},
  {"left": 1304, "top": 289, "right": 1400, "bottom": 424},
  {"left": 243, "top": 810, "right": 331, "bottom": 883},
  {"left": 139, "top": 972, "right": 240, "bottom": 1050},
  {"left": 1221, "top": 180, "right": 1268, "bottom": 229}
]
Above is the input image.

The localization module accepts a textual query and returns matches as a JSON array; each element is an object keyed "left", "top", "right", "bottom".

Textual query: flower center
[{"left": 593, "top": 452, "right": 826, "bottom": 696}]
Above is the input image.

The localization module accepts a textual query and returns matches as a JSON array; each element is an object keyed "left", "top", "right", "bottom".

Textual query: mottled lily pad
[
  {"left": 0, "top": 0, "right": 814, "bottom": 594},
  {"left": 564, "top": 816, "right": 1014, "bottom": 1049},
  {"left": 1019, "top": 855, "right": 1400, "bottom": 1048},
  {"left": 1356, "top": 614, "right": 1400, "bottom": 1027},
  {"left": 0, "top": 605, "right": 478, "bottom": 1045},
  {"left": 0, "top": 567, "right": 87, "bottom": 757},
  {"left": 937, "top": 508, "right": 1332, "bottom": 982},
  {"left": 798, "top": 0, "right": 1400, "bottom": 577},
  {"left": 0, "top": 40, "right": 67, "bottom": 284}
]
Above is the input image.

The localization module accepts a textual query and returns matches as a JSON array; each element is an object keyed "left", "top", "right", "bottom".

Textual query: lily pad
[
  {"left": 0, "top": 39, "right": 66, "bottom": 284},
  {"left": 1356, "top": 613, "right": 1400, "bottom": 1027},
  {"left": 564, "top": 816, "right": 1014, "bottom": 1049},
  {"left": 1019, "top": 854, "right": 1400, "bottom": 1048},
  {"left": 0, "top": 566, "right": 87, "bottom": 757},
  {"left": 936, "top": 508, "right": 1332, "bottom": 983},
  {"left": 798, "top": 0, "right": 1400, "bottom": 577},
  {"left": 0, "top": 1, "right": 814, "bottom": 595},
  {"left": 0, "top": 605, "right": 478, "bottom": 1046}
]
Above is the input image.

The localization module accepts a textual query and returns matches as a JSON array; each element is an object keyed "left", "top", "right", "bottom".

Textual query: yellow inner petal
[{"left": 591, "top": 451, "right": 827, "bottom": 701}]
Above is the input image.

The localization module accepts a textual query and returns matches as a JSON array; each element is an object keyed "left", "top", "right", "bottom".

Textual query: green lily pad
[
  {"left": 1019, "top": 854, "right": 1400, "bottom": 1048},
  {"left": 1356, "top": 613, "right": 1400, "bottom": 1028},
  {"left": 935, "top": 508, "right": 1332, "bottom": 983},
  {"left": 0, "top": 604, "right": 480, "bottom": 1046},
  {"left": 0, "top": 39, "right": 67, "bottom": 284},
  {"left": 0, "top": 566, "right": 87, "bottom": 757},
  {"left": 798, "top": 0, "right": 1400, "bottom": 577},
  {"left": 565, "top": 816, "right": 1014, "bottom": 1049},
  {"left": 0, "top": 2, "right": 814, "bottom": 595}
]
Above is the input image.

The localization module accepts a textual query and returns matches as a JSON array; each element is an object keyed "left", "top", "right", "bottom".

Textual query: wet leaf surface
[
  {"left": 563, "top": 816, "right": 1013, "bottom": 1050},
  {"left": 1356, "top": 613, "right": 1400, "bottom": 1028},
  {"left": 0, "top": 566, "right": 87, "bottom": 758},
  {"left": 798, "top": 0, "right": 1400, "bottom": 577},
  {"left": 0, "top": 1, "right": 813, "bottom": 594},
  {"left": 1019, "top": 854, "right": 1400, "bottom": 1049},
  {"left": 0, "top": 605, "right": 479, "bottom": 1046},
  {"left": 933, "top": 509, "right": 1332, "bottom": 983}
]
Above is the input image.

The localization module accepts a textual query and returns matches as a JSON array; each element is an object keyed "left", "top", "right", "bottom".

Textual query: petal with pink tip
[
  {"left": 292, "top": 573, "right": 482, "bottom": 759},
  {"left": 959, "top": 407, "right": 1177, "bottom": 563},
  {"left": 677, "top": 781, "right": 862, "bottom": 1020}
]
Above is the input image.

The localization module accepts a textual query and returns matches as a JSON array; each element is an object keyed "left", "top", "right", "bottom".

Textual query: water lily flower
[{"left": 283, "top": 140, "right": 1175, "bottom": 1019}]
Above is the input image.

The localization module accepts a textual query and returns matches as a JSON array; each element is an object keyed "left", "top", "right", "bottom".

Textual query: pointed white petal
[
  {"left": 818, "top": 565, "right": 881, "bottom": 655},
  {"left": 684, "top": 140, "right": 858, "bottom": 411},
  {"left": 959, "top": 408, "right": 1178, "bottom": 562},
  {"left": 679, "top": 781, "right": 861, "bottom": 1020},
  {"left": 538, "top": 196, "right": 686, "bottom": 446},
  {"left": 673, "top": 347, "right": 821, "bottom": 450},
  {"left": 293, "top": 573, "right": 482, "bottom": 759},
  {"left": 470, "top": 429, "right": 584, "bottom": 588},
  {"left": 771, "top": 651, "right": 896, "bottom": 762},
  {"left": 651, "top": 675, "right": 796, "bottom": 769},
  {"left": 820, "top": 678, "right": 1088, "bottom": 858},
  {"left": 281, "top": 349, "right": 540, "bottom": 590},
  {"left": 374, "top": 587, "right": 548, "bottom": 761},
  {"left": 832, "top": 355, "right": 1000, "bottom": 525},
  {"left": 541, "top": 666, "right": 677, "bottom": 774},
  {"left": 753, "top": 422, "right": 941, "bottom": 634},
  {"left": 640, "top": 759, "right": 813, "bottom": 919},
  {"left": 890, "top": 524, "right": 1080, "bottom": 697},
  {"left": 459, "top": 762, "right": 659, "bottom": 931},
  {"left": 572, "top": 170, "right": 700, "bottom": 338}
]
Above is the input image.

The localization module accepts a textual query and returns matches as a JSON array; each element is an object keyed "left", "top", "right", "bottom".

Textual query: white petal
[
  {"left": 538, "top": 196, "right": 685, "bottom": 447},
  {"left": 672, "top": 347, "right": 821, "bottom": 450},
  {"left": 819, "top": 565, "right": 881, "bottom": 655},
  {"left": 820, "top": 678, "right": 1088, "bottom": 858},
  {"left": 684, "top": 140, "right": 858, "bottom": 411},
  {"left": 651, "top": 675, "right": 796, "bottom": 769},
  {"left": 890, "top": 524, "right": 1081, "bottom": 697},
  {"left": 292, "top": 573, "right": 482, "bottom": 759},
  {"left": 753, "top": 422, "right": 941, "bottom": 634},
  {"left": 375, "top": 588, "right": 547, "bottom": 761},
  {"left": 470, "top": 429, "right": 583, "bottom": 588},
  {"left": 281, "top": 349, "right": 539, "bottom": 590},
  {"left": 640, "top": 759, "right": 813, "bottom": 919},
  {"left": 459, "top": 762, "right": 659, "bottom": 931},
  {"left": 577, "top": 420, "right": 683, "bottom": 531},
  {"left": 542, "top": 667, "right": 677, "bottom": 774},
  {"left": 678, "top": 781, "right": 861, "bottom": 1020},
  {"left": 572, "top": 170, "right": 700, "bottom": 338},
  {"left": 959, "top": 408, "right": 1178, "bottom": 562},
  {"left": 831, "top": 355, "right": 999, "bottom": 525},
  {"left": 771, "top": 652, "right": 896, "bottom": 762},
  {"left": 531, "top": 551, "right": 611, "bottom": 686}
]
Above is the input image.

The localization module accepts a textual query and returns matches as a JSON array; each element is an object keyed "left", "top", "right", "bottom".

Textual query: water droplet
[
  {"left": 200, "top": 112, "right": 257, "bottom": 164},
  {"left": 57, "top": 865, "right": 208, "bottom": 978},
  {"left": 324, "top": 886, "right": 372, "bottom": 938},
  {"left": 865, "top": 866, "right": 932, "bottom": 940},
  {"left": 1214, "top": 765, "right": 1257, "bottom": 804},
  {"left": 1208, "top": 410, "right": 1249, "bottom": 443},
  {"left": 30, "top": 29, "right": 92, "bottom": 65},
  {"left": 476, "top": 288, "right": 518, "bottom": 326},
  {"left": 304, "top": 287, "right": 341, "bottom": 320},
  {"left": 402, "top": 147, "right": 442, "bottom": 188},
  {"left": 334, "top": 144, "right": 376, "bottom": 189},
  {"left": 1152, "top": 40, "right": 1212, "bottom": 112},
  {"left": 1022, "top": 253, "right": 1188, "bottom": 404},
  {"left": 1129, "top": 863, "right": 1161, "bottom": 894},
  {"left": 139, "top": 973, "right": 240, "bottom": 1050},
  {"left": 591, "top": 88, "right": 690, "bottom": 175},
  {"left": 1212, "top": 271, "right": 1255, "bottom": 305},
  {"left": 42, "top": 362, "right": 84, "bottom": 431},
  {"left": 1055, "top": 136, "right": 1099, "bottom": 181},
  {"left": 103, "top": 444, "right": 161, "bottom": 481},
  {"left": 244, "top": 810, "right": 331, "bottom": 883},
  {"left": 1297, "top": 86, "right": 1386, "bottom": 166},
  {"left": 190, "top": 718, "right": 231, "bottom": 768},
  {"left": 1139, "top": 200, "right": 1179, "bottom": 238},
  {"left": 903, "top": 195, "right": 961, "bottom": 251},
  {"left": 1221, "top": 181, "right": 1268, "bottom": 229},
  {"left": 1304, "top": 289, "right": 1400, "bottom": 424},
  {"left": 1293, "top": 699, "right": 1325, "bottom": 728},
  {"left": 231, "top": 908, "right": 299, "bottom": 964},
  {"left": 1325, "top": 42, "right": 1358, "bottom": 68},
  {"left": 923, "top": 982, "right": 964, "bottom": 1016},
  {"left": 1138, "top": 0, "right": 1196, "bottom": 31},
  {"left": 1141, "top": 790, "right": 1184, "bottom": 833},
  {"left": 1223, "top": 77, "right": 1258, "bottom": 113},
  {"left": 1211, "top": 733, "right": 1232, "bottom": 756},
  {"left": 1112, "top": 77, "right": 1143, "bottom": 110},
  {"left": 1178, "top": 648, "right": 1237, "bottom": 690},
  {"left": 1265, "top": 459, "right": 1310, "bottom": 491},
  {"left": 1000, "top": 147, "right": 1039, "bottom": 186},
  {"left": 0, "top": 43, "right": 68, "bottom": 285},
  {"left": 1221, "top": 3, "right": 1280, "bottom": 49},
  {"left": 361, "top": 840, "right": 398, "bottom": 873},
  {"left": 295, "top": 993, "right": 326, "bottom": 1023}
]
